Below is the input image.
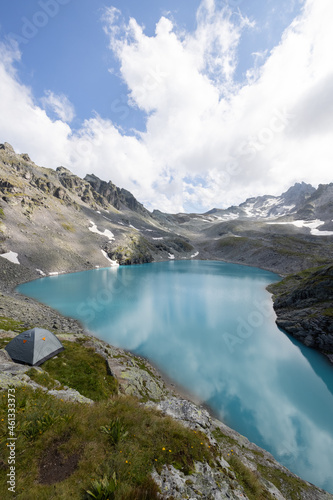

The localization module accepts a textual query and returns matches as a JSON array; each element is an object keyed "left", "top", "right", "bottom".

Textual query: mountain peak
[
  {"left": 281, "top": 181, "right": 315, "bottom": 197},
  {"left": 0, "top": 142, "right": 15, "bottom": 153}
]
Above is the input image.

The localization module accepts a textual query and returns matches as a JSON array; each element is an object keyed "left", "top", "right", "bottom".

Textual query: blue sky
[
  {"left": 2, "top": 0, "right": 301, "bottom": 131},
  {"left": 0, "top": 0, "right": 332, "bottom": 212},
  {"left": 2, "top": 0, "right": 203, "bottom": 131}
]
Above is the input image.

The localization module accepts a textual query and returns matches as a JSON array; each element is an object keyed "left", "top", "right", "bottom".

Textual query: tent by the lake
[{"left": 5, "top": 328, "right": 64, "bottom": 366}]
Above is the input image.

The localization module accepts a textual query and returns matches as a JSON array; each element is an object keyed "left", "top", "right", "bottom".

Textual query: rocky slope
[
  {"left": 155, "top": 181, "right": 333, "bottom": 276},
  {"left": 0, "top": 142, "right": 195, "bottom": 279},
  {"left": 1, "top": 141, "right": 332, "bottom": 279},
  {"left": 267, "top": 265, "right": 333, "bottom": 355}
]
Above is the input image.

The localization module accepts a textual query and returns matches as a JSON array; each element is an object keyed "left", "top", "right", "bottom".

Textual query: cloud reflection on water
[{"left": 18, "top": 261, "right": 333, "bottom": 493}]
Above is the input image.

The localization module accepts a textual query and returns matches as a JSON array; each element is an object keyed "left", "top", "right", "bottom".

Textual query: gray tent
[{"left": 5, "top": 328, "right": 64, "bottom": 366}]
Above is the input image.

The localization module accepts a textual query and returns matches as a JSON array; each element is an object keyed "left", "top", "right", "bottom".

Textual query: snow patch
[
  {"left": 168, "top": 253, "right": 175, "bottom": 260},
  {"left": 190, "top": 251, "right": 199, "bottom": 258},
  {"left": 281, "top": 205, "right": 295, "bottom": 211},
  {"left": 101, "top": 250, "right": 119, "bottom": 266},
  {"left": 129, "top": 224, "right": 140, "bottom": 231},
  {"left": 36, "top": 269, "right": 46, "bottom": 276},
  {"left": 267, "top": 219, "right": 333, "bottom": 236},
  {"left": 215, "top": 213, "right": 239, "bottom": 221},
  {"left": 193, "top": 218, "right": 212, "bottom": 223},
  {"left": 89, "top": 221, "right": 114, "bottom": 240},
  {"left": 152, "top": 237, "right": 164, "bottom": 240},
  {"left": 311, "top": 227, "right": 333, "bottom": 236},
  {"left": 0, "top": 251, "right": 20, "bottom": 265}
]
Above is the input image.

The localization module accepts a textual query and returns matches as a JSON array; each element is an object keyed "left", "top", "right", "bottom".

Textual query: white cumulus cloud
[
  {"left": 0, "top": 0, "right": 332, "bottom": 213},
  {"left": 41, "top": 90, "right": 75, "bottom": 123}
]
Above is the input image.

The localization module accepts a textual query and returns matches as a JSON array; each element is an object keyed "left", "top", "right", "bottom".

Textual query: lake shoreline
[
  {"left": 0, "top": 255, "right": 283, "bottom": 408},
  {"left": 1, "top": 254, "right": 332, "bottom": 368},
  {"left": 2, "top": 257, "right": 333, "bottom": 497}
]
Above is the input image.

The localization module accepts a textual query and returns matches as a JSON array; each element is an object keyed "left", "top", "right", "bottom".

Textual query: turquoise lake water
[{"left": 18, "top": 260, "right": 333, "bottom": 493}]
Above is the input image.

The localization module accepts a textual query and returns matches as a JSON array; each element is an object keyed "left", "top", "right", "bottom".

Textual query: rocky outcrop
[
  {"left": 91, "top": 339, "right": 173, "bottom": 401},
  {"left": 267, "top": 265, "right": 333, "bottom": 353},
  {"left": 296, "top": 183, "right": 333, "bottom": 221},
  {"left": 105, "top": 234, "right": 154, "bottom": 265},
  {"left": 152, "top": 462, "right": 246, "bottom": 500},
  {"left": 85, "top": 173, "right": 150, "bottom": 215},
  {"left": 0, "top": 142, "right": 129, "bottom": 213}
]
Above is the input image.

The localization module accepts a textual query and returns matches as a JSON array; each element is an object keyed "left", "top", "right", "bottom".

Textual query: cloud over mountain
[{"left": 0, "top": 0, "right": 332, "bottom": 212}]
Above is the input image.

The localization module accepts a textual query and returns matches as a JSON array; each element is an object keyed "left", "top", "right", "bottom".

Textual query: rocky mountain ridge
[
  {"left": 0, "top": 142, "right": 332, "bottom": 354},
  {"left": 206, "top": 181, "right": 317, "bottom": 220},
  {"left": 0, "top": 142, "right": 196, "bottom": 277}
]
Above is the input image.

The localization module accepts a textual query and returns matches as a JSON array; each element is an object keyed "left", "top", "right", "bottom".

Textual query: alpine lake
[{"left": 18, "top": 260, "right": 333, "bottom": 494}]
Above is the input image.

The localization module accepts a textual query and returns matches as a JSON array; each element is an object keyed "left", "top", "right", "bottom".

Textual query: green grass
[
  {"left": 0, "top": 337, "right": 12, "bottom": 349},
  {"left": 41, "top": 341, "right": 118, "bottom": 401},
  {"left": 85, "top": 473, "right": 118, "bottom": 499},
  {"left": 275, "top": 248, "right": 309, "bottom": 258},
  {"left": 217, "top": 236, "right": 263, "bottom": 249},
  {"left": 0, "top": 316, "right": 24, "bottom": 332},
  {"left": 0, "top": 387, "right": 215, "bottom": 499},
  {"left": 169, "top": 237, "right": 194, "bottom": 252},
  {"left": 26, "top": 368, "right": 61, "bottom": 390},
  {"left": 0, "top": 207, "right": 5, "bottom": 219},
  {"left": 267, "top": 264, "right": 333, "bottom": 298},
  {"left": 61, "top": 223, "right": 76, "bottom": 232},
  {"left": 228, "top": 456, "right": 274, "bottom": 500},
  {"left": 323, "top": 308, "right": 333, "bottom": 317},
  {"left": 212, "top": 428, "right": 239, "bottom": 447},
  {"left": 218, "top": 236, "right": 248, "bottom": 246},
  {"left": 257, "top": 464, "right": 310, "bottom": 500},
  {"left": 250, "top": 449, "right": 265, "bottom": 458}
]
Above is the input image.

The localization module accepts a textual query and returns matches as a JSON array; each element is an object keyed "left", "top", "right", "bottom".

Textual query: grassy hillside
[{"left": 1, "top": 333, "right": 328, "bottom": 500}]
